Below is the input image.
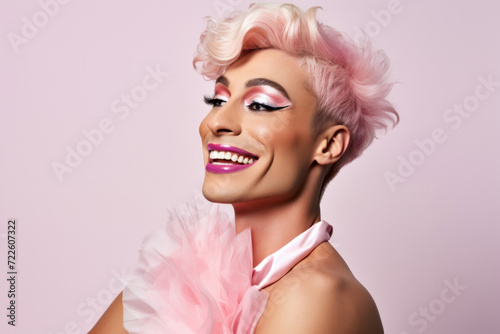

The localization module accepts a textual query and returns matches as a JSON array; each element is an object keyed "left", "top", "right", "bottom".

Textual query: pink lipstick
[{"left": 206, "top": 143, "right": 259, "bottom": 174}]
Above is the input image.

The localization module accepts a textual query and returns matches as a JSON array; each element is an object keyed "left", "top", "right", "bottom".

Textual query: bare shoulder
[
  {"left": 87, "top": 292, "right": 128, "bottom": 334},
  {"left": 255, "top": 242, "right": 384, "bottom": 334}
]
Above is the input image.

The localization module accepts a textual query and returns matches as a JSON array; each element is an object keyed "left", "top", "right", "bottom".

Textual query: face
[{"left": 199, "top": 49, "right": 318, "bottom": 205}]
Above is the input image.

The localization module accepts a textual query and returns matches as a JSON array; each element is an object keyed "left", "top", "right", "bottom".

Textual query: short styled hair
[{"left": 193, "top": 3, "right": 399, "bottom": 189}]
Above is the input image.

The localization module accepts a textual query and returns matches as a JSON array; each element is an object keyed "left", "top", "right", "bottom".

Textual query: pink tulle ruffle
[{"left": 122, "top": 202, "right": 268, "bottom": 334}]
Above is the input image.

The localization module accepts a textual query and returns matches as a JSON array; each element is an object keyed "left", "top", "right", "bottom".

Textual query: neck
[{"left": 232, "top": 174, "right": 323, "bottom": 267}]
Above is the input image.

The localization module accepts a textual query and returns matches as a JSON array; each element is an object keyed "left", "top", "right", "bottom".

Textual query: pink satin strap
[{"left": 251, "top": 220, "right": 333, "bottom": 290}]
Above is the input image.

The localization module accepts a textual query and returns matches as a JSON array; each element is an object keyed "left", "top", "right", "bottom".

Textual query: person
[{"left": 89, "top": 3, "right": 398, "bottom": 333}]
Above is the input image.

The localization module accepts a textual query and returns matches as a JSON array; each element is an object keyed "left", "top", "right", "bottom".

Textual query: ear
[{"left": 313, "top": 125, "right": 350, "bottom": 166}]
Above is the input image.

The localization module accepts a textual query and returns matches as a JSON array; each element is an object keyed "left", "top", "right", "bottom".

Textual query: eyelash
[
  {"left": 203, "top": 95, "right": 226, "bottom": 108},
  {"left": 203, "top": 95, "right": 288, "bottom": 112}
]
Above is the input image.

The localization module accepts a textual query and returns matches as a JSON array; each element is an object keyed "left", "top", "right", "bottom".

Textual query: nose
[{"left": 203, "top": 102, "right": 242, "bottom": 136}]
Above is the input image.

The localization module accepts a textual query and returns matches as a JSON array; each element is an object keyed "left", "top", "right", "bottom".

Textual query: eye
[
  {"left": 247, "top": 101, "right": 289, "bottom": 112},
  {"left": 204, "top": 95, "right": 227, "bottom": 108}
]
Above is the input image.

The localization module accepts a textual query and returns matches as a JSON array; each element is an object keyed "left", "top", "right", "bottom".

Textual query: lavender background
[{"left": 1, "top": 0, "right": 499, "bottom": 333}]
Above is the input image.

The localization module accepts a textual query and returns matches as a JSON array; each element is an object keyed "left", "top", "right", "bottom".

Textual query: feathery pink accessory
[{"left": 122, "top": 201, "right": 332, "bottom": 333}]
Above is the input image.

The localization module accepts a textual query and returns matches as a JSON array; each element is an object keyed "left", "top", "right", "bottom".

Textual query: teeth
[{"left": 209, "top": 150, "right": 257, "bottom": 165}]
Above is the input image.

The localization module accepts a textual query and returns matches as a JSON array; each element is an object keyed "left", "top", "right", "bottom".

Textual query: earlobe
[{"left": 314, "top": 125, "right": 350, "bottom": 166}]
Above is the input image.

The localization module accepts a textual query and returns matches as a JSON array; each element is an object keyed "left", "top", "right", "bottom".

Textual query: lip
[{"left": 206, "top": 143, "right": 259, "bottom": 174}]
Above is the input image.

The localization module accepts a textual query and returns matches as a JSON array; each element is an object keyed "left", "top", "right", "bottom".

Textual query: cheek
[
  {"left": 260, "top": 127, "right": 313, "bottom": 195},
  {"left": 252, "top": 114, "right": 303, "bottom": 146},
  {"left": 256, "top": 123, "right": 312, "bottom": 166}
]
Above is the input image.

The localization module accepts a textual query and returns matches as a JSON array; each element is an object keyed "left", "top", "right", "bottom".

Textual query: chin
[
  {"left": 202, "top": 182, "right": 237, "bottom": 204},
  {"left": 201, "top": 170, "right": 250, "bottom": 203},
  {"left": 201, "top": 180, "right": 264, "bottom": 204}
]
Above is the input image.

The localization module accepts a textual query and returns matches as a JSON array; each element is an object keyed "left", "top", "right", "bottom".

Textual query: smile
[{"left": 206, "top": 143, "right": 259, "bottom": 174}]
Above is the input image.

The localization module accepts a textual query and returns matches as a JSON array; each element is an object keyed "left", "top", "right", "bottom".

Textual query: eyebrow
[{"left": 215, "top": 76, "right": 291, "bottom": 100}]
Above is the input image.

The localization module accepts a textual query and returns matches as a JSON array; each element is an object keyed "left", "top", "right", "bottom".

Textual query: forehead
[{"left": 222, "top": 49, "right": 309, "bottom": 92}]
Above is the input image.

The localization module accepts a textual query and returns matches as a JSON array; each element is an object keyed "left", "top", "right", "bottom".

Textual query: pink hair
[{"left": 193, "top": 3, "right": 399, "bottom": 188}]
